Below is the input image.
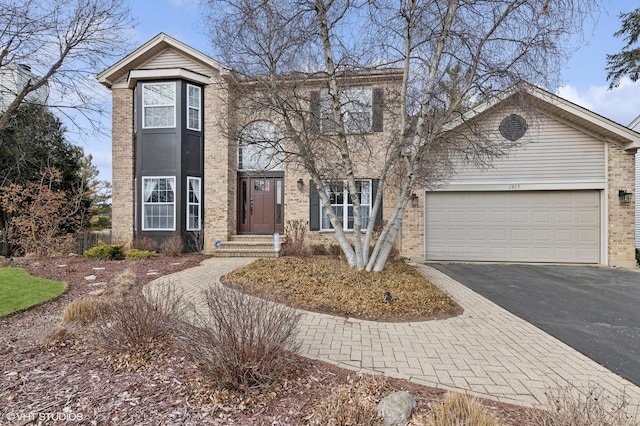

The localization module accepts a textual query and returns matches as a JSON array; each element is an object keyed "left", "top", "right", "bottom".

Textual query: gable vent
[{"left": 499, "top": 114, "right": 527, "bottom": 141}]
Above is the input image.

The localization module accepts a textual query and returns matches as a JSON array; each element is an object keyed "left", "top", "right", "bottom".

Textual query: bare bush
[
  {"left": 131, "top": 237, "right": 157, "bottom": 252},
  {"left": 532, "top": 384, "right": 639, "bottom": 426},
  {"left": 187, "top": 230, "right": 205, "bottom": 253},
  {"left": 178, "top": 284, "right": 301, "bottom": 392},
  {"left": 281, "top": 220, "right": 307, "bottom": 257},
  {"left": 310, "top": 375, "right": 388, "bottom": 425},
  {"left": 161, "top": 235, "right": 184, "bottom": 256},
  {"left": 94, "top": 282, "right": 186, "bottom": 355}
]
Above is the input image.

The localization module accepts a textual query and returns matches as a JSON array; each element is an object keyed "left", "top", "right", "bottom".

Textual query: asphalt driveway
[{"left": 431, "top": 263, "right": 640, "bottom": 386}]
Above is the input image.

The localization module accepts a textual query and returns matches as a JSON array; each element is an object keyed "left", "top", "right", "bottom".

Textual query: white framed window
[
  {"left": 187, "top": 84, "right": 201, "bottom": 131},
  {"left": 142, "top": 82, "right": 176, "bottom": 128},
  {"left": 238, "top": 121, "right": 284, "bottom": 171},
  {"left": 187, "top": 177, "right": 201, "bottom": 231},
  {"left": 320, "top": 89, "right": 373, "bottom": 134},
  {"left": 142, "top": 177, "right": 176, "bottom": 230},
  {"left": 320, "top": 180, "right": 371, "bottom": 230}
]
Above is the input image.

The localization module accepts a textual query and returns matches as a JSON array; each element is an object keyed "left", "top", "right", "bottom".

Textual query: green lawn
[{"left": 0, "top": 267, "right": 66, "bottom": 316}]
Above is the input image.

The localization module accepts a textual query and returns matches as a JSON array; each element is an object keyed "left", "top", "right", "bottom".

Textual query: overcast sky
[{"left": 82, "top": 0, "right": 640, "bottom": 183}]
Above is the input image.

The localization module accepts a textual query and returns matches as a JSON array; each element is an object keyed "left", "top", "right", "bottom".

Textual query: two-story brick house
[{"left": 98, "top": 33, "right": 639, "bottom": 268}]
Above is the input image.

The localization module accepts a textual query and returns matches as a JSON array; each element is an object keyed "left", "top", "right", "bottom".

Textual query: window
[
  {"left": 320, "top": 89, "right": 373, "bottom": 134},
  {"left": 142, "top": 82, "right": 175, "bottom": 128},
  {"left": 142, "top": 177, "right": 175, "bottom": 230},
  {"left": 187, "top": 84, "right": 201, "bottom": 131},
  {"left": 320, "top": 180, "right": 371, "bottom": 230},
  {"left": 187, "top": 177, "right": 201, "bottom": 231},
  {"left": 238, "top": 121, "right": 284, "bottom": 171}
]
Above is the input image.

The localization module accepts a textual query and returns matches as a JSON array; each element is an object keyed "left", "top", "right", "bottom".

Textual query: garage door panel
[{"left": 425, "top": 191, "right": 600, "bottom": 263}]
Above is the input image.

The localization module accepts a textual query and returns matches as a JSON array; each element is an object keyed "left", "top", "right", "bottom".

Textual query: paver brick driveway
[{"left": 432, "top": 263, "right": 640, "bottom": 386}]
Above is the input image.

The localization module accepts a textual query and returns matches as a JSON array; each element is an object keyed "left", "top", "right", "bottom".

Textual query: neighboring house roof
[
  {"left": 448, "top": 82, "right": 640, "bottom": 152},
  {"left": 97, "top": 32, "right": 233, "bottom": 89}
]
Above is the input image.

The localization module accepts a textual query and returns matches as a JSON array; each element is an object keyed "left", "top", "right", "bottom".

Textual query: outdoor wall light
[
  {"left": 618, "top": 190, "right": 633, "bottom": 204},
  {"left": 410, "top": 193, "right": 419, "bottom": 207},
  {"left": 297, "top": 179, "right": 304, "bottom": 190}
]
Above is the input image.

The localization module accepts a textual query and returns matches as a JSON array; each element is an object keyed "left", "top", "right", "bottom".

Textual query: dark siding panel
[
  {"left": 185, "top": 134, "right": 202, "bottom": 174},
  {"left": 141, "top": 133, "right": 177, "bottom": 171},
  {"left": 309, "top": 180, "right": 320, "bottom": 231}
]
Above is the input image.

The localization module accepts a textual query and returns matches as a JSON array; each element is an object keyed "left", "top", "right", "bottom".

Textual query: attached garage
[{"left": 425, "top": 190, "right": 600, "bottom": 263}]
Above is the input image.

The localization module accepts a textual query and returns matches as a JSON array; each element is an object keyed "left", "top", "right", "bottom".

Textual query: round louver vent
[{"left": 499, "top": 114, "right": 527, "bottom": 141}]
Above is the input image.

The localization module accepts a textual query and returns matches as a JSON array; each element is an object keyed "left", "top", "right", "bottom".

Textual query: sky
[{"left": 81, "top": 0, "right": 640, "bottom": 183}]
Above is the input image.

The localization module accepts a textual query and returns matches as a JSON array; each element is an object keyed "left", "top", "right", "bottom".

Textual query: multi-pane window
[
  {"left": 238, "top": 121, "right": 284, "bottom": 171},
  {"left": 187, "top": 84, "right": 201, "bottom": 131},
  {"left": 142, "top": 177, "right": 175, "bottom": 230},
  {"left": 321, "top": 180, "right": 371, "bottom": 230},
  {"left": 187, "top": 177, "right": 201, "bottom": 231},
  {"left": 142, "top": 82, "right": 176, "bottom": 128},
  {"left": 320, "top": 89, "right": 373, "bottom": 134}
]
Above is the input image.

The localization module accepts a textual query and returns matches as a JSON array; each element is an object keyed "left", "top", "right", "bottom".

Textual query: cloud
[{"left": 557, "top": 77, "right": 640, "bottom": 127}]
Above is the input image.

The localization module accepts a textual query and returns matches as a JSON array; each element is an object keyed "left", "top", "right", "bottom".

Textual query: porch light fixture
[
  {"left": 410, "top": 193, "right": 419, "bottom": 208},
  {"left": 618, "top": 190, "right": 633, "bottom": 204},
  {"left": 297, "top": 179, "right": 304, "bottom": 190}
]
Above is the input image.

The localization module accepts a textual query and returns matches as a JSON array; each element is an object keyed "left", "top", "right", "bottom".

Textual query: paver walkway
[{"left": 146, "top": 257, "right": 640, "bottom": 409}]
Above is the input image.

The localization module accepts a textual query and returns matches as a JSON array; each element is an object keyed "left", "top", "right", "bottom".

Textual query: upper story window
[
  {"left": 321, "top": 89, "right": 372, "bottom": 133},
  {"left": 187, "top": 84, "right": 201, "bottom": 131},
  {"left": 142, "top": 82, "right": 176, "bottom": 128},
  {"left": 312, "top": 88, "right": 383, "bottom": 134},
  {"left": 238, "top": 121, "right": 284, "bottom": 171}
]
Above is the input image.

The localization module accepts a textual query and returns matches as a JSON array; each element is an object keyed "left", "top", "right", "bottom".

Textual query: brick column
[
  {"left": 607, "top": 143, "right": 636, "bottom": 268},
  {"left": 111, "top": 88, "right": 134, "bottom": 245}
]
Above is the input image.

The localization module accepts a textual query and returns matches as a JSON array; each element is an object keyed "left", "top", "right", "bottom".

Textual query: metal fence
[{"left": 0, "top": 229, "right": 112, "bottom": 257}]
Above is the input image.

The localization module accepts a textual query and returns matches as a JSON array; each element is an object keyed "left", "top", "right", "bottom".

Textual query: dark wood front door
[{"left": 238, "top": 175, "right": 284, "bottom": 234}]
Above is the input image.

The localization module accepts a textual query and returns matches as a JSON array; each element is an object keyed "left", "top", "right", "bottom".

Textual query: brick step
[{"left": 213, "top": 248, "right": 279, "bottom": 258}]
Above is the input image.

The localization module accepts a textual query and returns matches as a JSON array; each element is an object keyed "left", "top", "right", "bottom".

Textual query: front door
[{"left": 238, "top": 176, "right": 284, "bottom": 234}]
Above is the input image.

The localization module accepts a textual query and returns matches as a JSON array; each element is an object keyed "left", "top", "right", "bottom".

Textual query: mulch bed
[{"left": 0, "top": 255, "right": 537, "bottom": 425}]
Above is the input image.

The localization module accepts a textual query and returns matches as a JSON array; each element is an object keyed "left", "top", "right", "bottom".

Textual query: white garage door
[{"left": 425, "top": 191, "right": 600, "bottom": 263}]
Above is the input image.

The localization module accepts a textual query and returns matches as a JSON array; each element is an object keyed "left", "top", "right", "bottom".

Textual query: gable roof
[
  {"left": 450, "top": 83, "right": 640, "bottom": 152},
  {"left": 97, "top": 33, "right": 232, "bottom": 89}
]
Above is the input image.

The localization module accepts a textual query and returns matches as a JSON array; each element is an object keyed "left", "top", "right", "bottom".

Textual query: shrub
[
  {"left": 94, "top": 282, "right": 186, "bottom": 356},
  {"left": 131, "top": 237, "right": 157, "bottom": 252},
  {"left": 425, "top": 393, "right": 501, "bottom": 426},
  {"left": 178, "top": 284, "right": 301, "bottom": 392},
  {"left": 310, "top": 375, "right": 388, "bottom": 426},
  {"left": 125, "top": 248, "right": 156, "bottom": 260},
  {"left": 309, "top": 244, "right": 328, "bottom": 255},
  {"left": 532, "top": 384, "right": 639, "bottom": 426},
  {"left": 328, "top": 243, "right": 342, "bottom": 257},
  {"left": 281, "top": 220, "right": 307, "bottom": 257},
  {"left": 63, "top": 297, "right": 110, "bottom": 325},
  {"left": 84, "top": 241, "right": 124, "bottom": 260},
  {"left": 160, "top": 235, "right": 184, "bottom": 256}
]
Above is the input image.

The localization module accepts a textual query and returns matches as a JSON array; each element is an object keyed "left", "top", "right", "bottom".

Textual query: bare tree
[
  {"left": 0, "top": 0, "right": 134, "bottom": 135},
  {"left": 205, "top": 0, "right": 599, "bottom": 271}
]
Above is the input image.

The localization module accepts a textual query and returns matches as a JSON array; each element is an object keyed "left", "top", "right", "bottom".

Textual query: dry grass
[
  {"left": 423, "top": 393, "right": 502, "bottom": 426},
  {"left": 62, "top": 297, "right": 110, "bottom": 325},
  {"left": 222, "top": 257, "right": 459, "bottom": 321},
  {"left": 310, "top": 375, "right": 390, "bottom": 425}
]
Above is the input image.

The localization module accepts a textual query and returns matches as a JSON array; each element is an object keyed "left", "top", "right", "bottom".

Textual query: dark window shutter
[
  {"left": 309, "top": 180, "right": 320, "bottom": 230},
  {"left": 372, "top": 88, "right": 383, "bottom": 133},
  {"left": 310, "top": 91, "right": 320, "bottom": 133},
  {"left": 372, "top": 179, "right": 382, "bottom": 226}
]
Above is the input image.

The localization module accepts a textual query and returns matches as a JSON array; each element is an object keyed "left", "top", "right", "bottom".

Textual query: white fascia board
[
  {"left": 124, "top": 68, "right": 211, "bottom": 89},
  {"left": 429, "top": 180, "right": 607, "bottom": 192}
]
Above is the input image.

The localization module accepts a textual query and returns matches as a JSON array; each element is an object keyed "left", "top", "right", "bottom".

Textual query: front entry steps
[{"left": 213, "top": 235, "right": 282, "bottom": 258}]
